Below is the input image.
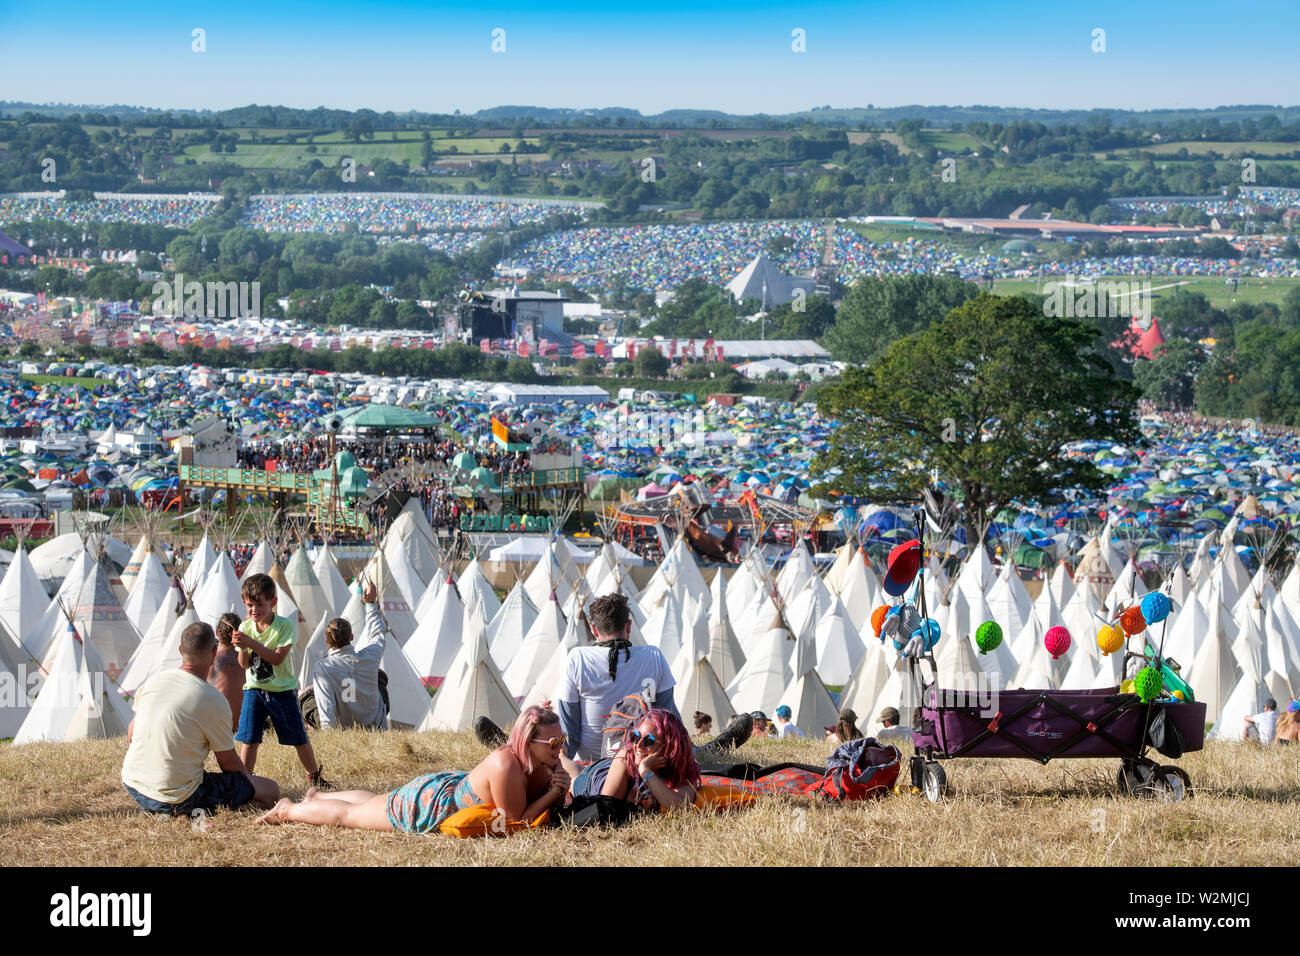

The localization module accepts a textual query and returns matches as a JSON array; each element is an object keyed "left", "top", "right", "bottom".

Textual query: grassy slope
[
  {"left": 1, "top": 732, "right": 1295, "bottom": 866},
  {"left": 993, "top": 276, "right": 1300, "bottom": 310},
  {"left": 20, "top": 374, "right": 103, "bottom": 389}
]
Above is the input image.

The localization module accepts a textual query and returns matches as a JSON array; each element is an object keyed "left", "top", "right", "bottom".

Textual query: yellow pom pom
[{"left": 1097, "top": 624, "right": 1124, "bottom": 656}]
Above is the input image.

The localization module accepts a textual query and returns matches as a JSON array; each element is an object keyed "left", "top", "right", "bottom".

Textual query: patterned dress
[{"left": 385, "top": 772, "right": 482, "bottom": 833}]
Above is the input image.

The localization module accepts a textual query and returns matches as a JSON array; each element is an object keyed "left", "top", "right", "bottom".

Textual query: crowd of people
[
  {"left": 235, "top": 436, "right": 468, "bottom": 473},
  {"left": 121, "top": 579, "right": 916, "bottom": 834}
]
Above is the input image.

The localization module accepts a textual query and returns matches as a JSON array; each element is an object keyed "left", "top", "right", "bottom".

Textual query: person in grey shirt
[{"left": 311, "top": 579, "right": 388, "bottom": 730}]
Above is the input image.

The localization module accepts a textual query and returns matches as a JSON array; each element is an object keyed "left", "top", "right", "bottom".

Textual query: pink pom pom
[{"left": 1044, "top": 625, "right": 1072, "bottom": 659}]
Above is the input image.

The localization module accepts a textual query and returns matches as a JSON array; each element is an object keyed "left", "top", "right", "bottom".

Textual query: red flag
[
  {"left": 480, "top": 338, "right": 490, "bottom": 354},
  {"left": 517, "top": 339, "right": 530, "bottom": 358},
  {"left": 572, "top": 342, "right": 587, "bottom": 360}
]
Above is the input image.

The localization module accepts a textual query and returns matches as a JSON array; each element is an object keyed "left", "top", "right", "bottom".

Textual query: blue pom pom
[{"left": 1141, "top": 591, "right": 1172, "bottom": 625}]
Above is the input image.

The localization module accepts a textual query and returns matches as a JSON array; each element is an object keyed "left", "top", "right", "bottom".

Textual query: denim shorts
[
  {"left": 124, "top": 770, "right": 256, "bottom": 816},
  {"left": 235, "top": 688, "right": 309, "bottom": 746}
]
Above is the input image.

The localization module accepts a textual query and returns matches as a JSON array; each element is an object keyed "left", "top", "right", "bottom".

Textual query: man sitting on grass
[{"left": 122, "top": 621, "right": 279, "bottom": 816}]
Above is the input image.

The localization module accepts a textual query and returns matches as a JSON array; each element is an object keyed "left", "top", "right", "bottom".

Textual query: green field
[
  {"left": 184, "top": 142, "right": 423, "bottom": 168},
  {"left": 183, "top": 136, "right": 544, "bottom": 168},
  {"left": 1094, "top": 141, "right": 1300, "bottom": 160},
  {"left": 919, "top": 130, "right": 986, "bottom": 152},
  {"left": 993, "top": 275, "right": 1300, "bottom": 310},
  {"left": 21, "top": 374, "right": 102, "bottom": 389},
  {"left": 1145, "top": 140, "right": 1300, "bottom": 157}
]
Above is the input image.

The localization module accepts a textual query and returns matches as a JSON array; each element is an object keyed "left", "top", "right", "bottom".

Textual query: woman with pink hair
[
  {"left": 572, "top": 708, "right": 700, "bottom": 810},
  {"left": 259, "top": 706, "right": 570, "bottom": 832}
]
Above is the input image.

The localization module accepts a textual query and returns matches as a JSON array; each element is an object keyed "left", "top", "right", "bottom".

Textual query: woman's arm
[
  {"left": 635, "top": 752, "right": 696, "bottom": 810},
  {"left": 480, "top": 752, "right": 566, "bottom": 820},
  {"left": 600, "top": 754, "right": 633, "bottom": 800}
]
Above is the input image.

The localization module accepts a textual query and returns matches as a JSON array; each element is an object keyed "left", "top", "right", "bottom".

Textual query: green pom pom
[
  {"left": 1134, "top": 666, "right": 1163, "bottom": 703},
  {"left": 975, "top": 621, "right": 1003, "bottom": 655}
]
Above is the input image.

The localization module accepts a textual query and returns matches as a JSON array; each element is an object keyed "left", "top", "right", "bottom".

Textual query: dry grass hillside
[{"left": 1, "top": 732, "right": 1296, "bottom": 866}]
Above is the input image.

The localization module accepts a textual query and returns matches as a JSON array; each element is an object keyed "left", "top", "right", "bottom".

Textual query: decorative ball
[
  {"left": 1119, "top": 606, "right": 1147, "bottom": 636},
  {"left": 916, "top": 618, "right": 942, "bottom": 651},
  {"left": 1141, "top": 592, "right": 1172, "bottom": 626},
  {"left": 1134, "top": 666, "right": 1163, "bottom": 703},
  {"left": 1097, "top": 623, "right": 1125, "bottom": 656},
  {"left": 870, "top": 604, "right": 890, "bottom": 637},
  {"left": 1044, "top": 625, "right": 1072, "bottom": 659},
  {"left": 975, "top": 621, "right": 1003, "bottom": 655},
  {"left": 1119, "top": 679, "right": 1136, "bottom": 695}
]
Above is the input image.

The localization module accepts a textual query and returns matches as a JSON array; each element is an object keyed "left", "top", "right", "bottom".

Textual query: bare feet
[
  {"left": 258, "top": 798, "right": 294, "bottom": 825},
  {"left": 303, "top": 787, "right": 320, "bottom": 802}
]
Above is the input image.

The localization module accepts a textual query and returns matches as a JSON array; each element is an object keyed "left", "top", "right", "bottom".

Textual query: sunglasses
[
  {"left": 629, "top": 730, "right": 658, "bottom": 748},
  {"left": 531, "top": 734, "right": 566, "bottom": 751}
]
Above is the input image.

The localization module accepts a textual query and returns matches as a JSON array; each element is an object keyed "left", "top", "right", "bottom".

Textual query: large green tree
[
  {"left": 1133, "top": 338, "right": 1205, "bottom": 408},
  {"left": 814, "top": 293, "right": 1139, "bottom": 543},
  {"left": 825, "top": 274, "right": 979, "bottom": 364}
]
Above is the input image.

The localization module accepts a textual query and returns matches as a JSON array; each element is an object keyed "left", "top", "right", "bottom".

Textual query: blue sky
[{"left": 2, "top": 0, "right": 1296, "bottom": 114}]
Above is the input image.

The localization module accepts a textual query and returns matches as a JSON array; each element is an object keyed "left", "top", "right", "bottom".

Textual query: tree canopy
[
  {"left": 814, "top": 293, "right": 1140, "bottom": 543},
  {"left": 825, "top": 274, "right": 980, "bottom": 365}
]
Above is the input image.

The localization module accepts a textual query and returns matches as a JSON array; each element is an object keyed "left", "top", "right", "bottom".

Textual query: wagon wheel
[
  {"left": 1117, "top": 758, "right": 1154, "bottom": 797},
  {"left": 1159, "top": 764, "right": 1193, "bottom": 801},
  {"left": 1118, "top": 760, "right": 1188, "bottom": 802},
  {"left": 922, "top": 761, "right": 948, "bottom": 803}
]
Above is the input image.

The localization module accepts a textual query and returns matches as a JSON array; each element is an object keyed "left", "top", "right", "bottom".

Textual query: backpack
[
  {"left": 804, "top": 737, "right": 901, "bottom": 801},
  {"left": 551, "top": 795, "right": 642, "bottom": 829},
  {"left": 1147, "top": 705, "right": 1186, "bottom": 759},
  {"left": 601, "top": 692, "right": 651, "bottom": 754}
]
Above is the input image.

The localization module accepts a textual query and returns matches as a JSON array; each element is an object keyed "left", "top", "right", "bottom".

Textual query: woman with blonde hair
[{"left": 259, "top": 706, "right": 570, "bottom": 831}]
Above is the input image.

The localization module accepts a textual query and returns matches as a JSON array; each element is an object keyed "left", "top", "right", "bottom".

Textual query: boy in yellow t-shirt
[{"left": 232, "top": 573, "right": 328, "bottom": 788}]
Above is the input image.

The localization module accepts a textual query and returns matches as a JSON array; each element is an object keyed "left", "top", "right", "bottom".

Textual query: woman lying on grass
[
  {"left": 258, "top": 706, "right": 570, "bottom": 832},
  {"left": 571, "top": 709, "right": 700, "bottom": 810}
]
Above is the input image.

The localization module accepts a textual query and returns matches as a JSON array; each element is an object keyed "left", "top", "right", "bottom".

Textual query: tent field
[{"left": 0, "top": 731, "right": 1295, "bottom": 867}]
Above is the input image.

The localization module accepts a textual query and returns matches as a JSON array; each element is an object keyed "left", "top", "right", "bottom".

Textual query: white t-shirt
[
  {"left": 559, "top": 643, "right": 675, "bottom": 760},
  {"left": 875, "top": 724, "right": 912, "bottom": 743},
  {"left": 122, "top": 669, "right": 235, "bottom": 804},
  {"left": 777, "top": 720, "right": 805, "bottom": 738},
  {"left": 1250, "top": 710, "right": 1278, "bottom": 744}
]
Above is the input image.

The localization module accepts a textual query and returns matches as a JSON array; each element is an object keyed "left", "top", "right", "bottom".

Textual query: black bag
[
  {"left": 550, "top": 795, "right": 641, "bottom": 829},
  {"left": 1147, "top": 706, "right": 1186, "bottom": 759}
]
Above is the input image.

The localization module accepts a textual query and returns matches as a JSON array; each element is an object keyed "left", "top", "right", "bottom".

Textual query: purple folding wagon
[{"left": 906, "top": 664, "right": 1206, "bottom": 803}]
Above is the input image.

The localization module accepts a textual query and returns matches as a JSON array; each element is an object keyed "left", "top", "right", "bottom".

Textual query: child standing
[
  {"left": 209, "top": 612, "right": 246, "bottom": 732},
  {"left": 232, "top": 573, "right": 328, "bottom": 788}
]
